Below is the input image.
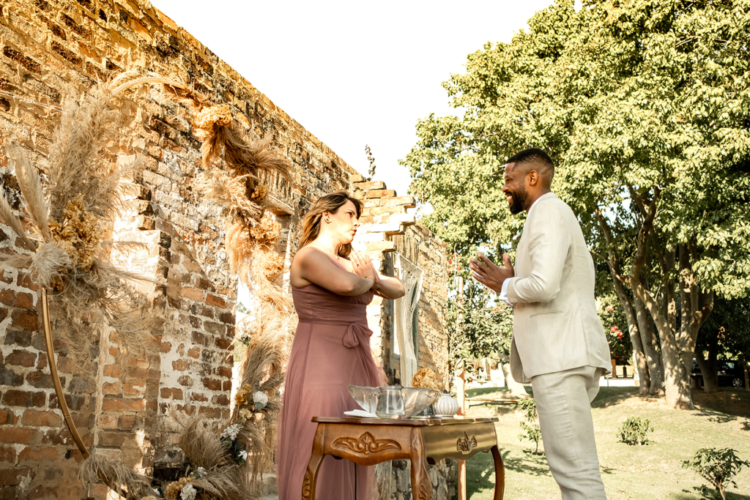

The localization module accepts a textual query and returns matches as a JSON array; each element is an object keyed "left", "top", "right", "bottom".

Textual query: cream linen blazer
[{"left": 506, "top": 192, "right": 611, "bottom": 383}]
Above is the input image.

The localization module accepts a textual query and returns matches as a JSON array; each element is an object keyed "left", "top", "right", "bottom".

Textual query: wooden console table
[{"left": 302, "top": 416, "right": 504, "bottom": 500}]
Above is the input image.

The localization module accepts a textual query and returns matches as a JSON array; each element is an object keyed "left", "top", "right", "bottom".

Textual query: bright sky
[{"left": 150, "top": 0, "right": 554, "bottom": 197}]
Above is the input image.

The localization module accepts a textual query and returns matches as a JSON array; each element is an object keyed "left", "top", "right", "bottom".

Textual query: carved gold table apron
[{"left": 302, "top": 416, "right": 504, "bottom": 500}]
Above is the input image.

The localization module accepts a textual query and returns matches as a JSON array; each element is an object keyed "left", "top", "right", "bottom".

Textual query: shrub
[
  {"left": 515, "top": 398, "right": 542, "bottom": 454},
  {"left": 617, "top": 417, "right": 653, "bottom": 446},
  {"left": 682, "top": 448, "right": 750, "bottom": 500}
]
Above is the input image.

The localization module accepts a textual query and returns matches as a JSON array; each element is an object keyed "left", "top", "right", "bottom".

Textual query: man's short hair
[{"left": 506, "top": 148, "right": 555, "bottom": 175}]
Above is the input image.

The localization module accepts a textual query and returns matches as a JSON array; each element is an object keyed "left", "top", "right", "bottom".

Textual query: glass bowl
[
  {"left": 348, "top": 385, "right": 440, "bottom": 418},
  {"left": 347, "top": 385, "right": 380, "bottom": 414}
]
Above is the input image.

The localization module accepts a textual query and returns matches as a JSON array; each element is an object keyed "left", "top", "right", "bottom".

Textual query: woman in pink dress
[{"left": 276, "top": 191, "right": 405, "bottom": 500}]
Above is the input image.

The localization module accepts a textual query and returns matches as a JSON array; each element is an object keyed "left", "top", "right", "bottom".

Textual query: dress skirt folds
[{"left": 276, "top": 264, "right": 382, "bottom": 500}]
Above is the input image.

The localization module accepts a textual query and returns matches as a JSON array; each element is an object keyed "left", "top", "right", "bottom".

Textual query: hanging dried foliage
[
  {"left": 0, "top": 75, "right": 158, "bottom": 369},
  {"left": 193, "top": 104, "right": 291, "bottom": 281},
  {"left": 4, "top": 72, "right": 298, "bottom": 498},
  {"left": 192, "top": 104, "right": 296, "bottom": 492}
]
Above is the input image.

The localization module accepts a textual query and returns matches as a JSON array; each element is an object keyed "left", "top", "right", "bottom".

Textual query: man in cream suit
[{"left": 470, "top": 148, "right": 611, "bottom": 499}]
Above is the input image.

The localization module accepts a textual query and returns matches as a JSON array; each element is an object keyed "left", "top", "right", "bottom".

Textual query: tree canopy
[{"left": 402, "top": 0, "right": 750, "bottom": 409}]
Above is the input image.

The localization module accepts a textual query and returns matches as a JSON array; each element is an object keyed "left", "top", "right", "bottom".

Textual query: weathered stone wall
[
  {"left": 0, "top": 0, "right": 353, "bottom": 497},
  {"left": 0, "top": 1, "right": 454, "bottom": 499}
]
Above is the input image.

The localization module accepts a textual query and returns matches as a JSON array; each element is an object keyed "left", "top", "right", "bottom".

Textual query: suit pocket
[{"left": 527, "top": 306, "right": 588, "bottom": 371}]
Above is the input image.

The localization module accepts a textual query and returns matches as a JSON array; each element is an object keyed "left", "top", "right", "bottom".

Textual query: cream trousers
[{"left": 531, "top": 365, "right": 607, "bottom": 500}]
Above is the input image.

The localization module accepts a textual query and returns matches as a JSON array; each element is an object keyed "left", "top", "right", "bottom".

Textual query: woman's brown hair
[{"left": 299, "top": 191, "right": 362, "bottom": 257}]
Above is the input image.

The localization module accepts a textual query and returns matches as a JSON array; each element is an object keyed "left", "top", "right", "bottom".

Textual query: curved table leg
[
  {"left": 491, "top": 445, "right": 505, "bottom": 500},
  {"left": 409, "top": 429, "right": 433, "bottom": 500},
  {"left": 302, "top": 426, "right": 326, "bottom": 500}
]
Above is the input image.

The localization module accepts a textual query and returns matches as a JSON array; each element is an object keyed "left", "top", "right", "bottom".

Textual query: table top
[{"left": 312, "top": 416, "right": 499, "bottom": 426}]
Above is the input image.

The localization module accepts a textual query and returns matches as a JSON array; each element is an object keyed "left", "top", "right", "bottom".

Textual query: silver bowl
[{"left": 348, "top": 385, "right": 439, "bottom": 418}]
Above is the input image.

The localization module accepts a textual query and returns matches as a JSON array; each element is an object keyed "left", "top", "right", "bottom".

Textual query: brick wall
[
  {"left": 0, "top": 0, "right": 355, "bottom": 497},
  {"left": 0, "top": 0, "right": 453, "bottom": 498}
]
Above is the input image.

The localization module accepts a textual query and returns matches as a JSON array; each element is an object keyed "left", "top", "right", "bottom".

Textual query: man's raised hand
[{"left": 469, "top": 252, "right": 514, "bottom": 293}]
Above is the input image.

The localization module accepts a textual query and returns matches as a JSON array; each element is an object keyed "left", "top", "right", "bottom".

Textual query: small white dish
[{"left": 344, "top": 409, "right": 377, "bottom": 418}]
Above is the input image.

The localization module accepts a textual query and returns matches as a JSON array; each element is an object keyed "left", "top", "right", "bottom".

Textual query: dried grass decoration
[
  {"left": 193, "top": 104, "right": 295, "bottom": 489},
  {"left": 159, "top": 419, "right": 256, "bottom": 500},
  {"left": 0, "top": 78, "right": 154, "bottom": 370},
  {"left": 192, "top": 104, "right": 289, "bottom": 290}
]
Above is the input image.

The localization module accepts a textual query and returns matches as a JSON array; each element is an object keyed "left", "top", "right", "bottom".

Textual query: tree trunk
[
  {"left": 660, "top": 339, "right": 694, "bottom": 409},
  {"left": 632, "top": 267, "right": 693, "bottom": 409},
  {"left": 613, "top": 285, "right": 650, "bottom": 394},
  {"left": 695, "top": 354, "right": 719, "bottom": 394},
  {"left": 740, "top": 354, "right": 750, "bottom": 392},
  {"left": 634, "top": 294, "right": 664, "bottom": 395},
  {"left": 673, "top": 244, "right": 714, "bottom": 407},
  {"left": 695, "top": 334, "right": 720, "bottom": 394},
  {"left": 594, "top": 207, "right": 651, "bottom": 394}
]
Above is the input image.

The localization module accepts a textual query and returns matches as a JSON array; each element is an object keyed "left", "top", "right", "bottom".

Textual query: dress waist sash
[{"left": 298, "top": 319, "right": 382, "bottom": 385}]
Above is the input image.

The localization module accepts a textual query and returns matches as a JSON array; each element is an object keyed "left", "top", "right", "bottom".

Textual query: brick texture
[{"left": 0, "top": 1, "right": 450, "bottom": 498}]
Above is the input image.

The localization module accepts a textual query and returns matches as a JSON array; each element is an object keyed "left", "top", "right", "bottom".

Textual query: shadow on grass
[
  {"left": 467, "top": 449, "right": 614, "bottom": 499},
  {"left": 668, "top": 488, "right": 750, "bottom": 500},
  {"left": 590, "top": 387, "right": 643, "bottom": 408},
  {"left": 693, "top": 389, "right": 750, "bottom": 421},
  {"left": 465, "top": 451, "right": 499, "bottom": 497},
  {"left": 466, "top": 448, "right": 552, "bottom": 497},
  {"left": 499, "top": 449, "right": 549, "bottom": 477},
  {"left": 466, "top": 387, "right": 510, "bottom": 398},
  {"left": 694, "top": 406, "right": 740, "bottom": 425}
]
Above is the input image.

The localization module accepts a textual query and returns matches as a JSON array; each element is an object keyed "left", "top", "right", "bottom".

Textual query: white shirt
[{"left": 499, "top": 197, "right": 541, "bottom": 306}]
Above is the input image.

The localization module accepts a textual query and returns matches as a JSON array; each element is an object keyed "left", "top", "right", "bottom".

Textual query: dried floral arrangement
[
  {"left": 192, "top": 104, "right": 295, "bottom": 489},
  {"left": 0, "top": 69, "right": 294, "bottom": 498},
  {"left": 0, "top": 73, "right": 157, "bottom": 370},
  {"left": 83, "top": 103, "right": 295, "bottom": 499},
  {"left": 412, "top": 367, "right": 442, "bottom": 392},
  {"left": 80, "top": 418, "right": 260, "bottom": 500},
  {"left": 82, "top": 103, "right": 294, "bottom": 499}
]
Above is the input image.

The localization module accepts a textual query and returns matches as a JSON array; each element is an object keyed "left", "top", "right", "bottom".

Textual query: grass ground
[{"left": 461, "top": 386, "right": 750, "bottom": 500}]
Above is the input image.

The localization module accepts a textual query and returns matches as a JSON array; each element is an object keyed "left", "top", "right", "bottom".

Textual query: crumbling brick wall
[
  {"left": 0, "top": 0, "right": 354, "bottom": 497},
  {"left": 0, "top": 0, "right": 453, "bottom": 499}
]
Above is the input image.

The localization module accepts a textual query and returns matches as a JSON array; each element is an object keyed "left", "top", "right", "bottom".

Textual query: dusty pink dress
[{"left": 276, "top": 258, "right": 381, "bottom": 500}]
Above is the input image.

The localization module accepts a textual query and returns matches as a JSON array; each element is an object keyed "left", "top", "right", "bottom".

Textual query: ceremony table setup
[
  {"left": 299, "top": 383, "right": 504, "bottom": 500},
  {"left": 303, "top": 415, "right": 504, "bottom": 500}
]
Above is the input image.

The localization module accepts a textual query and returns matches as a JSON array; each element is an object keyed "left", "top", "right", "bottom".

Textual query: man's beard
[{"left": 507, "top": 186, "right": 528, "bottom": 215}]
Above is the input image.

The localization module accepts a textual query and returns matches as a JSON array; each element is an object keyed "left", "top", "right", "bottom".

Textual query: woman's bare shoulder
[{"left": 293, "top": 246, "right": 330, "bottom": 267}]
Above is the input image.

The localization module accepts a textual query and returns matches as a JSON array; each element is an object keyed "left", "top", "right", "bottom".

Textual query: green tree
[
  {"left": 403, "top": 0, "right": 750, "bottom": 409},
  {"left": 695, "top": 297, "right": 750, "bottom": 392},
  {"left": 446, "top": 259, "right": 513, "bottom": 384},
  {"left": 516, "top": 399, "right": 543, "bottom": 454},
  {"left": 683, "top": 448, "right": 750, "bottom": 500}
]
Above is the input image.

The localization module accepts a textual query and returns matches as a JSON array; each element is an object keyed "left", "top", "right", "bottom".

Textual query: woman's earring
[{"left": 324, "top": 216, "right": 331, "bottom": 223}]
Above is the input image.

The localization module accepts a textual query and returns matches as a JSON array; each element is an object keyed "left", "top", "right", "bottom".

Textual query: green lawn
[{"left": 464, "top": 387, "right": 750, "bottom": 500}]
